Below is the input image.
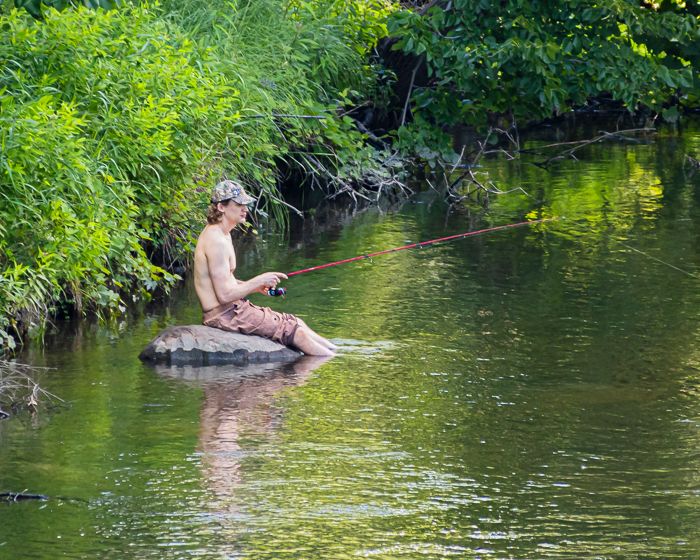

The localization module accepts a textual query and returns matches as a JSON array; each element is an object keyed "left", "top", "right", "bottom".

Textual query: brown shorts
[{"left": 202, "top": 299, "right": 301, "bottom": 347}]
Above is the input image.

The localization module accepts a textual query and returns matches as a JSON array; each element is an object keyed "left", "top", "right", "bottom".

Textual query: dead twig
[
  {"left": 529, "top": 128, "right": 655, "bottom": 168},
  {"left": 0, "top": 361, "right": 62, "bottom": 420},
  {"left": 482, "top": 148, "right": 515, "bottom": 160},
  {"left": 425, "top": 178, "right": 440, "bottom": 193},
  {"left": 466, "top": 168, "right": 528, "bottom": 196},
  {"left": 301, "top": 154, "right": 373, "bottom": 203},
  {"left": 262, "top": 189, "right": 304, "bottom": 217},
  {"left": 355, "top": 120, "right": 389, "bottom": 150},
  {"left": 450, "top": 145, "right": 467, "bottom": 175},
  {"left": 685, "top": 154, "right": 700, "bottom": 168}
]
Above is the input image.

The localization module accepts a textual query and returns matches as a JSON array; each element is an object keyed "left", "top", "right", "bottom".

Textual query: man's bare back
[{"left": 193, "top": 180, "right": 337, "bottom": 356}]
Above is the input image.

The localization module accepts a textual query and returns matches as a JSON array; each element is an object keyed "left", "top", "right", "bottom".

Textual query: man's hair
[{"left": 207, "top": 199, "right": 230, "bottom": 225}]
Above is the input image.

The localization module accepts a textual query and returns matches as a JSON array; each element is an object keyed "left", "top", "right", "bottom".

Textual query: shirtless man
[{"left": 194, "top": 180, "right": 336, "bottom": 357}]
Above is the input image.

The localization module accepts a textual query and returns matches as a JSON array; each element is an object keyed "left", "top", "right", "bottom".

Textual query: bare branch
[
  {"left": 262, "top": 189, "right": 304, "bottom": 217},
  {"left": 450, "top": 145, "right": 467, "bottom": 175},
  {"left": 401, "top": 60, "right": 422, "bottom": 127},
  {"left": 684, "top": 154, "right": 700, "bottom": 168},
  {"left": 0, "top": 361, "right": 62, "bottom": 420}
]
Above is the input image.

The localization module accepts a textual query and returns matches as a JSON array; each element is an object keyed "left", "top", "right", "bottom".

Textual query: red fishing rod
[{"left": 267, "top": 217, "right": 561, "bottom": 296}]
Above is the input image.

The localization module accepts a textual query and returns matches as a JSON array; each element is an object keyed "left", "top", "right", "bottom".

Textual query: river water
[{"left": 2, "top": 119, "right": 700, "bottom": 558}]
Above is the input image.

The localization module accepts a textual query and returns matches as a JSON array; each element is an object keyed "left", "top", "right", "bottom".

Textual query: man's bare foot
[{"left": 293, "top": 328, "right": 336, "bottom": 356}]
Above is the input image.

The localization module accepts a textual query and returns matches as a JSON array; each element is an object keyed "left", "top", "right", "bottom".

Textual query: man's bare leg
[
  {"left": 297, "top": 320, "right": 338, "bottom": 351},
  {"left": 307, "top": 330, "right": 338, "bottom": 350},
  {"left": 292, "top": 327, "right": 335, "bottom": 356}
]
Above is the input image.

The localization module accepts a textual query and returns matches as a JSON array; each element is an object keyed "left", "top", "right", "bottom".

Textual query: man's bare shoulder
[{"left": 196, "top": 225, "right": 232, "bottom": 254}]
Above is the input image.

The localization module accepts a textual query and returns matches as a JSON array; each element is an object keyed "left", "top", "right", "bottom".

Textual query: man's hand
[{"left": 253, "top": 272, "right": 287, "bottom": 292}]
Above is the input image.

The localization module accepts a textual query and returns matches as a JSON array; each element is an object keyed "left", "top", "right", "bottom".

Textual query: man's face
[{"left": 219, "top": 200, "right": 248, "bottom": 225}]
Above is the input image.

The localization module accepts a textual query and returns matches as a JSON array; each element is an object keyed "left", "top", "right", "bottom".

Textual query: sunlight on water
[{"left": 2, "top": 120, "right": 700, "bottom": 558}]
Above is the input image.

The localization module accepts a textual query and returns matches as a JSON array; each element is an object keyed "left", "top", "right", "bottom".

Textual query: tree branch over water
[
  {"left": 444, "top": 127, "right": 657, "bottom": 206},
  {"left": 522, "top": 128, "right": 657, "bottom": 169}
]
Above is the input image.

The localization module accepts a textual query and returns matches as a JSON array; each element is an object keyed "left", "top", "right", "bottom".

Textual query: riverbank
[{"left": 0, "top": 0, "right": 398, "bottom": 350}]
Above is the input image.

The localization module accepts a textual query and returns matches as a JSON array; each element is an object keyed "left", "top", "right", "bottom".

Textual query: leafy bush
[
  {"left": 387, "top": 0, "right": 700, "bottom": 143},
  {"left": 0, "top": 0, "right": 392, "bottom": 349}
]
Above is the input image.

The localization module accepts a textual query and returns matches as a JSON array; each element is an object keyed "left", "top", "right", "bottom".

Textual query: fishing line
[
  {"left": 286, "top": 217, "right": 561, "bottom": 277},
  {"left": 553, "top": 217, "right": 700, "bottom": 280},
  {"left": 604, "top": 235, "right": 700, "bottom": 280}
]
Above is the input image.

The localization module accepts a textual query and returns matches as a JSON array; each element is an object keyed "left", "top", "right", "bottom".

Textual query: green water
[{"left": 3, "top": 120, "right": 700, "bottom": 558}]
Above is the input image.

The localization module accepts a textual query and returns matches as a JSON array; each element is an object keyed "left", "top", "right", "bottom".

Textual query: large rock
[{"left": 139, "top": 325, "right": 301, "bottom": 365}]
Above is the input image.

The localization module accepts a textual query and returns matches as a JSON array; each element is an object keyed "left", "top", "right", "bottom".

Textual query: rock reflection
[{"left": 156, "top": 356, "right": 331, "bottom": 497}]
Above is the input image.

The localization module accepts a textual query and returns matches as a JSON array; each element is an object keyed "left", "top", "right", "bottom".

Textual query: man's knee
[{"left": 292, "top": 325, "right": 309, "bottom": 345}]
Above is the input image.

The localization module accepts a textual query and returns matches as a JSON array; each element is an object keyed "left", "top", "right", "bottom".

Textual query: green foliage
[
  {"left": 0, "top": 0, "right": 392, "bottom": 350},
  {"left": 392, "top": 122, "right": 459, "bottom": 169},
  {"left": 15, "top": 0, "right": 120, "bottom": 20},
  {"left": 0, "top": 7, "right": 194, "bottom": 340},
  {"left": 281, "top": 0, "right": 394, "bottom": 91},
  {"left": 162, "top": 0, "right": 394, "bottom": 97},
  {"left": 387, "top": 0, "right": 700, "bottom": 133}
]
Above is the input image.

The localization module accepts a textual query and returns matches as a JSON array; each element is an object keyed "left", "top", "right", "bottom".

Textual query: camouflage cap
[{"left": 210, "top": 180, "right": 256, "bottom": 205}]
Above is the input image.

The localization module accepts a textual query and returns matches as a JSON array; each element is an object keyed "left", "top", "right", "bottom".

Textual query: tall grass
[
  {"left": 166, "top": 0, "right": 387, "bottom": 94},
  {"left": 0, "top": 0, "right": 393, "bottom": 349}
]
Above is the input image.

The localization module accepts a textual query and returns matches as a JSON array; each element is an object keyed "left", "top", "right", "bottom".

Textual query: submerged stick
[
  {"left": 0, "top": 491, "right": 88, "bottom": 503},
  {"left": 0, "top": 491, "right": 48, "bottom": 501}
]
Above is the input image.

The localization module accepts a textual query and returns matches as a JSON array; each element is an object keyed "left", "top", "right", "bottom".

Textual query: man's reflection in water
[{"left": 156, "top": 356, "right": 331, "bottom": 497}]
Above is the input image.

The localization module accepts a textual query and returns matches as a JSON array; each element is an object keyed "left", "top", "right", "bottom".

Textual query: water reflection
[{"left": 156, "top": 356, "right": 332, "bottom": 499}]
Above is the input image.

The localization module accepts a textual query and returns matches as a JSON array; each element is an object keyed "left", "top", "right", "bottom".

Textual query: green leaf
[
  {"left": 658, "top": 66, "right": 676, "bottom": 89},
  {"left": 662, "top": 105, "right": 680, "bottom": 123},
  {"left": 15, "top": 0, "right": 43, "bottom": 19},
  {"left": 678, "top": 67, "right": 693, "bottom": 89}
]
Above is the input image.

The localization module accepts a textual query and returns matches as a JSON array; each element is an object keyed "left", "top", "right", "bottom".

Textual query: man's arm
[{"left": 206, "top": 237, "right": 286, "bottom": 303}]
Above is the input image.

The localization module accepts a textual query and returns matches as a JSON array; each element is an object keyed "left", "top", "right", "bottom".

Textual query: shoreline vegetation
[{"left": 2, "top": 0, "right": 699, "bottom": 351}]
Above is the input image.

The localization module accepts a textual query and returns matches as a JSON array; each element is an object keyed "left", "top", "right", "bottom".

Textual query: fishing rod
[{"left": 267, "top": 216, "right": 562, "bottom": 296}]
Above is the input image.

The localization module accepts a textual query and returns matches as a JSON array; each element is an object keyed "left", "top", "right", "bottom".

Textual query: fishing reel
[{"left": 267, "top": 287, "right": 287, "bottom": 297}]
